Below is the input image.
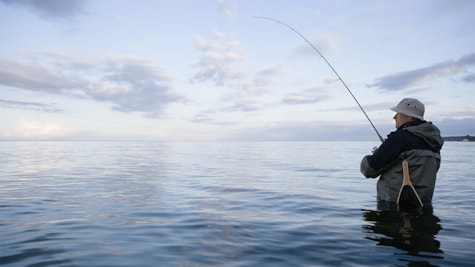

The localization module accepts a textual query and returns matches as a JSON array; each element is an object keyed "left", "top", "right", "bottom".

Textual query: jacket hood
[{"left": 404, "top": 121, "right": 444, "bottom": 152}]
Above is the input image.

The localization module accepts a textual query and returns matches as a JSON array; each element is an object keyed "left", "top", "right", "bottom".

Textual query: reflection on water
[{"left": 363, "top": 201, "right": 443, "bottom": 266}]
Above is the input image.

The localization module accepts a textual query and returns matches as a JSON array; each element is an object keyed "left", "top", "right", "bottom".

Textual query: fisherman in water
[{"left": 360, "top": 98, "right": 444, "bottom": 206}]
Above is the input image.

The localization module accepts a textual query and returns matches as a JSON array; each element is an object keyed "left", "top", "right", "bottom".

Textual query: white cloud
[
  {"left": 92, "top": 83, "right": 133, "bottom": 97},
  {"left": 2, "top": 117, "right": 75, "bottom": 139},
  {"left": 191, "top": 31, "right": 245, "bottom": 86},
  {"left": 295, "top": 34, "right": 340, "bottom": 57},
  {"left": 282, "top": 87, "right": 332, "bottom": 105},
  {"left": 218, "top": 0, "right": 236, "bottom": 17},
  {"left": 0, "top": 56, "right": 84, "bottom": 92},
  {"left": 0, "top": 53, "right": 186, "bottom": 118}
]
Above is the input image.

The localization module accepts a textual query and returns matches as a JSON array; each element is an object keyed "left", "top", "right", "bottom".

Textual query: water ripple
[{"left": 1, "top": 141, "right": 473, "bottom": 266}]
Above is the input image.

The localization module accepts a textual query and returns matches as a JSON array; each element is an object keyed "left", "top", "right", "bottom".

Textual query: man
[{"left": 360, "top": 98, "right": 444, "bottom": 205}]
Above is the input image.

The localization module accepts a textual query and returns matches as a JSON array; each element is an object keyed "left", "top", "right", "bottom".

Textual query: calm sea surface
[{"left": 1, "top": 141, "right": 474, "bottom": 266}]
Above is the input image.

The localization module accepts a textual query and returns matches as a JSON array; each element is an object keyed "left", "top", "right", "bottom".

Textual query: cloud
[
  {"left": 439, "top": 109, "right": 475, "bottom": 120},
  {"left": 229, "top": 120, "right": 389, "bottom": 141},
  {"left": 226, "top": 116, "right": 475, "bottom": 141},
  {"left": 0, "top": 99, "right": 64, "bottom": 113},
  {"left": 218, "top": 0, "right": 236, "bottom": 17},
  {"left": 437, "top": 117, "right": 475, "bottom": 137},
  {"left": 191, "top": 31, "right": 245, "bottom": 86},
  {"left": 189, "top": 30, "right": 346, "bottom": 122},
  {"left": 0, "top": 53, "right": 186, "bottom": 118},
  {"left": 191, "top": 98, "right": 262, "bottom": 125},
  {"left": 369, "top": 53, "right": 475, "bottom": 91},
  {"left": 282, "top": 94, "right": 330, "bottom": 105},
  {"left": 282, "top": 87, "right": 332, "bottom": 105},
  {"left": 254, "top": 16, "right": 340, "bottom": 58},
  {"left": 223, "top": 99, "right": 262, "bottom": 112},
  {"left": 189, "top": 30, "right": 273, "bottom": 121},
  {"left": 189, "top": 62, "right": 289, "bottom": 125},
  {"left": 0, "top": 56, "right": 84, "bottom": 92},
  {"left": 190, "top": 109, "right": 238, "bottom": 126},
  {"left": 462, "top": 73, "right": 475, "bottom": 82},
  {"left": 1, "top": 117, "right": 74, "bottom": 139},
  {"left": 191, "top": 112, "right": 214, "bottom": 123},
  {"left": 256, "top": 64, "right": 286, "bottom": 77},
  {"left": 224, "top": 65, "right": 286, "bottom": 97},
  {"left": 295, "top": 34, "right": 340, "bottom": 57},
  {"left": 0, "top": 0, "right": 88, "bottom": 20},
  {"left": 428, "top": 0, "right": 475, "bottom": 20},
  {"left": 191, "top": 33, "right": 293, "bottom": 119}
]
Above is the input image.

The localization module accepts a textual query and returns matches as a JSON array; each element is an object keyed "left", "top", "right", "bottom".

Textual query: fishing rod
[{"left": 254, "top": 16, "right": 384, "bottom": 143}]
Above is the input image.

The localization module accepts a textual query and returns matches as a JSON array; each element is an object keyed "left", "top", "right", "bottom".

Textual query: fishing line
[{"left": 254, "top": 16, "right": 384, "bottom": 142}]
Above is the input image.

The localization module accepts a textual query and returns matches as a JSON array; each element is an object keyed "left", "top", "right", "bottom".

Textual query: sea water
[{"left": 1, "top": 141, "right": 474, "bottom": 266}]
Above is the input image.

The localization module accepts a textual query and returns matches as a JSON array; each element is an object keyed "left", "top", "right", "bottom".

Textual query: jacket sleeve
[{"left": 360, "top": 155, "right": 380, "bottom": 178}]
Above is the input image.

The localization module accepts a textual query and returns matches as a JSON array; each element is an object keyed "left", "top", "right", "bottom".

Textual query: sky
[{"left": 1, "top": 0, "right": 474, "bottom": 141}]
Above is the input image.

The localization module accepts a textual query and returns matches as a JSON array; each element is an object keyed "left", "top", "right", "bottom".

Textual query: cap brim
[
  {"left": 390, "top": 107, "right": 400, "bottom": 113},
  {"left": 390, "top": 107, "right": 423, "bottom": 120}
]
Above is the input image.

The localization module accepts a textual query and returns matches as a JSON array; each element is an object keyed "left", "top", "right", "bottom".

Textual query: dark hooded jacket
[{"left": 360, "top": 120, "right": 444, "bottom": 204}]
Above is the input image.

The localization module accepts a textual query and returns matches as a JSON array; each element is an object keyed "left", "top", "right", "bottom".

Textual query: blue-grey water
[{"left": 1, "top": 141, "right": 474, "bottom": 266}]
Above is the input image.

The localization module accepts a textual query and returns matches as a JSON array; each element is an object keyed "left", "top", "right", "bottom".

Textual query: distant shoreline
[{"left": 443, "top": 135, "right": 474, "bottom": 142}]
